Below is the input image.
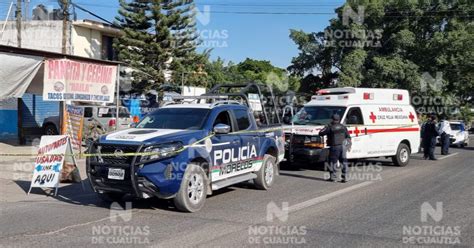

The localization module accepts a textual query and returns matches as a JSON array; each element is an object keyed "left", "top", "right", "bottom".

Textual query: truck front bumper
[
  {"left": 285, "top": 147, "right": 329, "bottom": 163},
  {"left": 86, "top": 143, "right": 178, "bottom": 199}
]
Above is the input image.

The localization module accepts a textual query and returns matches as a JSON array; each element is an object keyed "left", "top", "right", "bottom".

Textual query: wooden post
[
  {"left": 61, "top": 0, "right": 69, "bottom": 54},
  {"left": 15, "top": 0, "right": 21, "bottom": 48}
]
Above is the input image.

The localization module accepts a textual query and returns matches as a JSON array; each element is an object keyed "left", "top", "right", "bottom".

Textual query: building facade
[{"left": 0, "top": 20, "right": 121, "bottom": 144}]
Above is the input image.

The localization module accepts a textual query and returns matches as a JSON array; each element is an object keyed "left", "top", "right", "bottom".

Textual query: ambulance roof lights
[
  {"left": 393, "top": 94, "right": 403, "bottom": 101},
  {"left": 363, "top": 92, "right": 374, "bottom": 100}
]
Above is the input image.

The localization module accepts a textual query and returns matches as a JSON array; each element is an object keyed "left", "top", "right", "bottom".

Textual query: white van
[{"left": 284, "top": 87, "right": 420, "bottom": 166}]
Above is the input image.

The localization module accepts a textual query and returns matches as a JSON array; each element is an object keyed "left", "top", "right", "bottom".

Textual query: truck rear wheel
[
  {"left": 44, "top": 124, "right": 58, "bottom": 135},
  {"left": 173, "top": 164, "right": 207, "bottom": 212},
  {"left": 392, "top": 143, "right": 410, "bottom": 167},
  {"left": 254, "top": 154, "right": 277, "bottom": 190}
]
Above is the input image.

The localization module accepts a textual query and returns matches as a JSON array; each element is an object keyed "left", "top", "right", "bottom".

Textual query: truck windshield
[
  {"left": 292, "top": 106, "right": 346, "bottom": 125},
  {"left": 136, "top": 108, "right": 210, "bottom": 130}
]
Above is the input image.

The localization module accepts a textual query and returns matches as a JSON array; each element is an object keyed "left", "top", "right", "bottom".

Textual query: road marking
[
  {"left": 437, "top": 152, "right": 459, "bottom": 160},
  {"left": 288, "top": 181, "right": 373, "bottom": 213}
]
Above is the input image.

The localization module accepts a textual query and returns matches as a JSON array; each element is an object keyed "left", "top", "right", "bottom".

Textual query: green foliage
[
  {"left": 176, "top": 56, "right": 300, "bottom": 92},
  {"left": 289, "top": 0, "right": 474, "bottom": 111},
  {"left": 114, "top": 0, "right": 198, "bottom": 92}
]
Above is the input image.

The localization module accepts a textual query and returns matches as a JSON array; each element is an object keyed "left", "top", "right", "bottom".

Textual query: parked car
[
  {"left": 42, "top": 106, "right": 132, "bottom": 140},
  {"left": 86, "top": 84, "right": 285, "bottom": 212},
  {"left": 446, "top": 121, "right": 469, "bottom": 147}
]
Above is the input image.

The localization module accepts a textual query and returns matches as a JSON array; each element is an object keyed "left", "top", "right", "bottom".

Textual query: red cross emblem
[
  {"left": 408, "top": 112, "right": 415, "bottom": 122},
  {"left": 354, "top": 126, "right": 360, "bottom": 137},
  {"left": 369, "top": 112, "right": 377, "bottom": 123}
]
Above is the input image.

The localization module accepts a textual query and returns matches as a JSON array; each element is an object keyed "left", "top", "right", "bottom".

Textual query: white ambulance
[{"left": 284, "top": 87, "right": 420, "bottom": 166}]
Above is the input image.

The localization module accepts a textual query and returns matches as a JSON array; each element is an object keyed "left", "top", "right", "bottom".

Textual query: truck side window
[
  {"left": 233, "top": 109, "right": 250, "bottom": 131},
  {"left": 345, "top": 107, "right": 364, "bottom": 125},
  {"left": 84, "top": 107, "right": 93, "bottom": 118},
  {"left": 213, "top": 111, "right": 233, "bottom": 132}
]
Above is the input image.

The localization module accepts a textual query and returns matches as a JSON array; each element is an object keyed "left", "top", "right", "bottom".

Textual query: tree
[
  {"left": 114, "top": 0, "right": 199, "bottom": 92},
  {"left": 288, "top": 0, "right": 474, "bottom": 113}
]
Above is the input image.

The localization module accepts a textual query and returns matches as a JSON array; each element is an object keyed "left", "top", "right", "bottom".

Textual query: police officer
[
  {"left": 422, "top": 114, "right": 439, "bottom": 160},
  {"left": 438, "top": 115, "right": 452, "bottom": 155},
  {"left": 319, "top": 114, "right": 351, "bottom": 183}
]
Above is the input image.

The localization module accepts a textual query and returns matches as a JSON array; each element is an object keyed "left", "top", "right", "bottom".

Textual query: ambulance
[{"left": 285, "top": 87, "right": 420, "bottom": 166}]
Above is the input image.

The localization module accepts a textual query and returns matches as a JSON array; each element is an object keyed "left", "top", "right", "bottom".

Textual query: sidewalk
[{"left": 0, "top": 141, "right": 89, "bottom": 203}]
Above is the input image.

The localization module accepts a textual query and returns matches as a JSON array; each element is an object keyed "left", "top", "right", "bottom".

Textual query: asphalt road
[{"left": 0, "top": 139, "right": 473, "bottom": 247}]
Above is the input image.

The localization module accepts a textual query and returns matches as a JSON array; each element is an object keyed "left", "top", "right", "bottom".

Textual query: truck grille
[{"left": 96, "top": 144, "right": 140, "bottom": 165}]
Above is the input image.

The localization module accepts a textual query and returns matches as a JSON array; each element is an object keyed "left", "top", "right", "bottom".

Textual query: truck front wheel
[
  {"left": 174, "top": 164, "right": 207, "bottom": 212},
  {"left": 254, "top": 154, "right": 277, "bottom": 190},
  {"left": 392, "top": 143, "right": 410, "bottom": 167}
]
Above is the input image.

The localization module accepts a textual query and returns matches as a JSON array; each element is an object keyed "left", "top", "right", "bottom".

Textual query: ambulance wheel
[
  {"left": 254, "top": 154, "right": 277, "bottom": 190},
  {"left": 97, "top": 192, "right": 125, "bottom": 202},
  {"left": 392, "top": 143, "right": 410, "bottom": 167},
  {"left": 174, "top": 164, "right": 207, "bottom": 212}
]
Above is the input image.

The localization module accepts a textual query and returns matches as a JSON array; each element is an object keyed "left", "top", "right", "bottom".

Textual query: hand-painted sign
[
  {"left": 43, "top": 59, "right": 117, "bottom": 103},
  {"left": 28, "top": 135, "right": 79, "bottom": 195},
  {"left": 62, "top": 104, "right": 84, "bottom": 151}
]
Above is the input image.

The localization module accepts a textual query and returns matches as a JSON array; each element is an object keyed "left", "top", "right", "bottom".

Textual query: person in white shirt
[{"left": 438, "top": 116, "right": 452, "bottom": 155}]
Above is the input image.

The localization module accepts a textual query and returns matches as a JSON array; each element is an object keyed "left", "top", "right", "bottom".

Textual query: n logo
[
  {"left": 195, "top": 5, "right": 211, "bottom": 26},
  {"left": 421, "top": 202, "right": 443, "bottom": 222},
  {"left": 420, "top": 72, "right": 443, "bottom": 92},
  {"left": 342, "top": 6, "right": 365, "bottom": 25},
  {"left": 110, "top": 202, "right": 132, "bottom": 223},
  {"left": 266, "top": 201, "right": 289, "bottom": 222}
]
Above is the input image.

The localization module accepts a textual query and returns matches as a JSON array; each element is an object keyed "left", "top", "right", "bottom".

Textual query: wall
[
  {"left": 0, "top": 21, "right": 64, "bottom": 53},
  {"left": 71, "top": 25, "right": 102, "bottom": 59},
  {"left": 0, "top": 97, "right": 18, "bottom": 141}
]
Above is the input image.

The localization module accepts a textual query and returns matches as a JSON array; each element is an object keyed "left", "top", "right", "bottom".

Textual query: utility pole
[
  {"left": 60, "top": 0, "right": 69, "bottom": 54},
  {"left": 15, "top": 0, "right": 21, "bottom": 47}
]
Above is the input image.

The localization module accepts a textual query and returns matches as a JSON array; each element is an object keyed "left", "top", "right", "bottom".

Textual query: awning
[{"left": 0, "top": 52, "right": 43, "bottom": 99}]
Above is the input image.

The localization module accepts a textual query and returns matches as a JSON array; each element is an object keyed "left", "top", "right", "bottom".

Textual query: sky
[{"left": 0, "top": 0, "right": 345, "bottom": 69}]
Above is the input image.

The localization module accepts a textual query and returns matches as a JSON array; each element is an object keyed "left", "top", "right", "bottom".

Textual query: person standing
[
  {"left": 438, "top": 116, "right": 452, "bottom": 155},
  {"left": 422, "top": 114, "right": 439, "bottom": 160},
  {"left": 319, "top": 114, "right": 351, "bottom": 183}
]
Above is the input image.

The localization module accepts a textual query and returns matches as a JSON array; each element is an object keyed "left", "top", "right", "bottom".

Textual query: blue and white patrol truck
[{"left": 86, "top": 84, "right": 285, "bottom": 212}]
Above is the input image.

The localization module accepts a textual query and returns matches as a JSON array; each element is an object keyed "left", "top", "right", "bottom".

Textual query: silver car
[{"left": 42, "top": 106, "right": 132, "bottom": 140}]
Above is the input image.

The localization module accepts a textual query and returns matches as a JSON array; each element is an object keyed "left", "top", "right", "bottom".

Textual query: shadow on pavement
[{"left": 13, "top": 178, "right": 240, "bottom": 212}]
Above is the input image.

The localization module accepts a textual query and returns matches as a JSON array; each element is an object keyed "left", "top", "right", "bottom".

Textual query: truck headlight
[{"left": 140, "top": 142, "right": 183, "bottom": 163}]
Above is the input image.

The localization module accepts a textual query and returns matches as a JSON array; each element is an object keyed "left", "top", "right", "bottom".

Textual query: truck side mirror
[
  {"left": 283, "top": 116, "right": 291, "bottom": 125},
  {"left": 214, "top": 124, "right": 231, "bottom": 134}
]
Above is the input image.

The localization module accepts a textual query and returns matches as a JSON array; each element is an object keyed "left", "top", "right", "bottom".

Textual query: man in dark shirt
[
  {"left": 319, "top": 114, "right": 351, "bottom": 183},
  {"left": 422, "top": 114, "right": 439, "bottom": 160}
]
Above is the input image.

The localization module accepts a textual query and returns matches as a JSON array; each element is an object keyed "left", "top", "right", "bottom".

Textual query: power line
[{"left": 70, "top": 2, "right": 114, "bottom": 25}]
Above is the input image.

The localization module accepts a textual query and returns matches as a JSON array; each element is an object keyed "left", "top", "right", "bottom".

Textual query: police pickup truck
[{"left": 87, "top": 84, "right": 285, "bottom": 212}]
